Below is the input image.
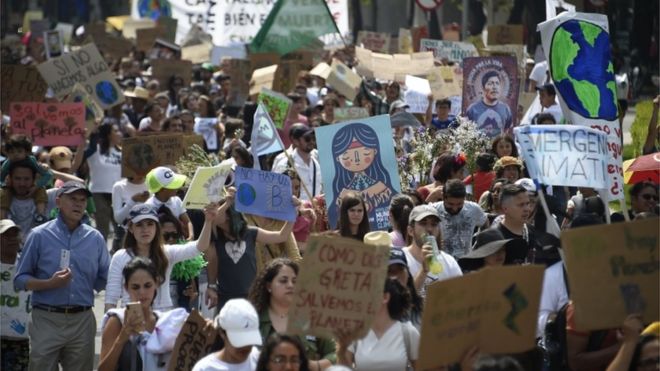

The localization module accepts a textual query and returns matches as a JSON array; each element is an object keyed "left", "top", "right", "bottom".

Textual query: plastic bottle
[{"left": 424, "top": 234, "right": 444, "bottom": 275}]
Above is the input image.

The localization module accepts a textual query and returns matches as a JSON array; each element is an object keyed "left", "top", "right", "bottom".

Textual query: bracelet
[{"left": 208, "top": 284, "right": 218, "bottom": 290}]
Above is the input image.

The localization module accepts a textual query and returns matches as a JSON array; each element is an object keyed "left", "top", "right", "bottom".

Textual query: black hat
[
  {"left": 458, "top": 228, "right": 527, "bottom": 272},
  {"left": 56, "top": 181, "right": 91, "bottom": 197},
  {"left": 536, "top": 83, "right": 556, "bottom": 95},
  {"left": 289, "top": 124, "right": 314, "bottom": 140},
  {"left": 389, "top": 248, "right": 408, "bottom": 267}
]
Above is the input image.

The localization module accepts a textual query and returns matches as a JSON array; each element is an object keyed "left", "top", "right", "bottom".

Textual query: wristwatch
[{"left": 208, "top": 284, "right": 218, "bottom": 290}]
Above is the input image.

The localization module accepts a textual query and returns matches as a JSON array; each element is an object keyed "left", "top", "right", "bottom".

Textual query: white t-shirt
[
  {"left": 192, "top": 348, "right": 260, "bottom": 371},
  {"left": 542, "top": 103, "right": 564, "bottom": 124},
  {"left": 349, "top": 321, "right": 420, "bottom": 371},
  {"left": 112, "top": 178, "right": 148, "bottom": 225},
  {"left": 537, "top": 261, "right": 569, "bottom": 338},
  {"left": 432, "top": 201, "right": 487, "bottom": 259},
  {"left": 403, "top": 247, "right": 463, "bottom": 299},
  {"left": 271, "top": 149, "right": 322, "bottom": 201},
  {"left": 145, "top": 195, "right": 187, "bottom": 218},
  {"left": 87, "top": 145, "right": 122, "bottom": 193},
  {"left": 105, "top": 242, "right": 200, "bottom": 310},
  {"left": 1, "top": 263, "right": 31, "bottom": 339},
  {"left": 529, "top": 61, "right": 550, "bottom": 86}
]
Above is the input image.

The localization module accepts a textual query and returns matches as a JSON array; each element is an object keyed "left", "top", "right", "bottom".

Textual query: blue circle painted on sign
[
  {"left": 237, "top": 183, "right": 256, "bottom": 206},
  {"left": 95, "top": 81, "right": 118, "bottom": 105}
]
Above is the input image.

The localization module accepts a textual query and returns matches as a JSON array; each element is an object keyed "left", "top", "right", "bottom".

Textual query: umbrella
[
  {"left": 390, "top": 111, "right": 422, "bottom": 128},
  {"left": 624, "top": 152, "right": 660, "bottom": 184}
]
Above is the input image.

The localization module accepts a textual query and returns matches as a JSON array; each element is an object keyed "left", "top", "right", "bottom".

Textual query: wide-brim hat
[
  {"left": 363, "top": 231, "right": 392, "bottom": 247},
  {"left": 124, "top": 86, "right": 151, "bottom": 101}
]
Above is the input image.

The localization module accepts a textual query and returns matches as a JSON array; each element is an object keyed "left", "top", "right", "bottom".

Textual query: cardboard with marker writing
[
  {"left": 183, "top": 134, "right": 205, "bottom": 155},
  {"left": 157, "top": 17, "right": 178, "bottom": 43},
  {"left": 122, "top": 18, "right": 156, "bottom": 39},
  {"left": 224, "top": 58, "right": 252, "bottom": 107},
  {"left": 92, "top": 33, "right": 134, "bottom": 59},
  {"left": 168, "top": 310, "right": 216, "bottom": 371},
  {"left": 181, "top": 42, "right": 212, "bottom": 64},
  {"left": 419, "top": 265, "right": 544, "bottom": 369},
  {"left": 136, "top": 25, "right": 166, "bottom": 52},
  {"left": 0, "top": 65, "right": 48, "bottom": 112},
  {"left": 121, "top": 134, "right": 185, "bottom": 178},
  {"left": 250, "top": 65, "right": 278, "bottom": 97},
  {"left": 9, "top": 102, "right": 86, "bottom": 146},
  {"left": 561, "top": 219, "right": 659, "bottom": 331},
  {"left": 150, "top": 59, "right": 192, "bottom": 89},
  {"left": 287, "top": 235, "right": 390, "bottom": 339}
]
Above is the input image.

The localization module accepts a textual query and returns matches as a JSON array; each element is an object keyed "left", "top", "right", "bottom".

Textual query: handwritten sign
[
  {"left": 404, "top": 75, "right": 431, "bottom": 114},
  {"left": 357, "top": 31, "right": 391, "bottom": 53},
  {"left": 287, "top": 235, "right": 389, "bottom": 339},
  {"left": 419, "top": 265, "right": 544, "bottom": 369},
  {"left": 0, "top": 65, "right": 48, "bottom": 112},
  {"left": 487, "top": 25, "right": 524, "bottom": 45},
  {"left": 234, "top": 167, "right": 296, "bottom": 222},
  {"left": 515, "top": 125, "right": 610, "bottom": 189},
  {"left": 257, "top": 89, "right": 291, "bottom": 130},
  {"left": 181, "top": 42, "right": 212, "bottom": 64},
  {"left": 325, "top": 59, "right": 361, "bottom": 101},
  {"left": 224, "top": 58, "right": 251, "bottom": 106},
  {"left": 37, "top": 43, "right": 125, "bottom": 109},
  {"left": 250, "top": 65, "right": 278, "bottom": 96},
  {"left": 136, "top": 25, "right": 166, "bottom": 51},
  {"left": 121, "top": 134, "right": 185, "bottom": 177},
  {"left": 9, "top": 102, "right": 85, "bottom": 146},
  {"left": 355, "top": 47, "right": 434, "bottom": 82},
  {"left": 561, "top": 219, "right": 659, "bottom": 331},
  {"left": 150, "top": 59, "right": 192, "bottom": 89},
  {"left": 183, "top": 134, "right": 205, "bottom": 155},
  {"left": 333, "top": 107, "right": 370, "bottom": 123},
  {"left": 65, "top": 83, "right": 104, "bottom": 132},
  {"left": 420, "top": 39, "right": 479, "bottom": 64},
  {"left": 182, "top": 165, "right": 233, "bottom": 209},
  {"left": 167, "top": 310, "right": 216, "bottom": 371}
]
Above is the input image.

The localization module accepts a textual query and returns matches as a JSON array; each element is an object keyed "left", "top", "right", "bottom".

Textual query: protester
[
  {"left": 0, "top": 159, "right": 43, "bottom": 234},
  {"left": 272, "top": 125, "right": 322, "bottom": 202},
  {"left": 479, "top": 178, "right": 511, "bottom": 222},
  {"left": 493, "top": 156, "right": 524, "bottom": 183},
  {"left": 386, "top": 247, "right": 424, "bottom": 329},
  {"left": 14, "top": 181, "right": 110, "bottom": 371},
  {"left": 421, "top": 151, "right": 467, "bottom": 202},
  {"left": 611, "top": 181, "right": 658, "bottom": 222},
  {"left": 256, "top": 334, "right": 311, "bottom": 371},
  {"left": 248, "top": 258, "right": 336, "bottom": 370},
  {"left": 111, "top": 174, "right": 149, "bottom": 253},
  {"left": 388, "top": 194, "right": 414, "bottom": 247},
  {"left": 457, "top": 227, "right": 526, "bottom": 272},
  {"left": 145, "top": 166, "right": 195, "bottom": 240},
  {"left": 490, "top": 134, "right": 519, "bottom": 159},
  {"left": 463, "top": 152, "right": 496, "bottom": 201},
  {"left": 495, "top": 184, "right": 538, "bottom": 263},
  {"left": 537, "top": 83, "right": 563, "bottom": 124},
  {"left": 336, "top": 191, "right": 370, "bottom": 241},
  {"left": 425, "top": 96, "right": 458, "bottom": 130}
]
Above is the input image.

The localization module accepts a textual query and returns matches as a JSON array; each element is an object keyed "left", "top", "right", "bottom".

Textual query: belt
[{"left": 33, "top": 304, "right": 92, "bottom": 314}]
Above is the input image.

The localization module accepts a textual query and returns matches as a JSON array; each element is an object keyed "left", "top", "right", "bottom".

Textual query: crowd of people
[{"left": 1, "top": 12, "right": 659, "bottom": 371}]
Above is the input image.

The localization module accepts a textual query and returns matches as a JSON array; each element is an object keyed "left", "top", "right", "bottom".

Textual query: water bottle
[{"left": 424, "top": 234, "right": 444, "bottom": 275}]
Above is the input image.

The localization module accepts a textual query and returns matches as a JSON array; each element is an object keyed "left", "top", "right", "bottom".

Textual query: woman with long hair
[
  {"left": 490, "top": 134, "right": 519, "bottom": 159},
  {"left": 256, "top": 334, "right": 312, "bottom": 371},
  {"left": 104, "top": 203, "right": 216, "bottom": 311},
  {"left": 388, "top": 194, "right": 414, "bottom": 247},
  {"left": 99, "top": 257, "right": 187, "bottom": 371},
  {"left": 336, "top": 191, "right": 370, "bottom": 241},
  {"left": 420, "top": 151, "right": 466, "bottom": 203},
  {"left": 249, "top": 259, "right": 335, "bottom": 370},
  {"left": 72, "top": 123, "right": 123, "bottom": 242},
  {"left": 479, "top": 178, "right": 512, "bottom": 223},
  {"left": 328, "top": 123, "right": 395, "bottom": 230}
]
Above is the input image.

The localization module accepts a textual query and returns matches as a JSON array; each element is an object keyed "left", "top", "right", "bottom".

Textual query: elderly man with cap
[
  {"left": 13, "top": 181, "right": 110, "bottom": 371},
  {"left": 1, "top": 219, "right": 30, "bottom": 370},
  {"left": 272, "top": 124, "right": 322, "bottom": 202},
  {"left": 402, "top": 205, "right": 462, "bottom": 299},
  {"left": 193, "top": 298, "right": 262, "bottom": 370}
]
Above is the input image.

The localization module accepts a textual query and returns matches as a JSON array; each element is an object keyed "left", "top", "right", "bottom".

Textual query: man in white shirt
[
  {"left": 403, "top": 205, "right": 462, "bottom": 299},
  {"left": 431, "top": 180, "right": 488, "bottom": 259},
  {"left": 529, "top": 60, "right": 549, "bottom": 91},
  {"left": 537, "top": 84, "right": 563, "bottom": 124},
  {"left": 271, "top": 125, "right": 322, "bottom": 202}
]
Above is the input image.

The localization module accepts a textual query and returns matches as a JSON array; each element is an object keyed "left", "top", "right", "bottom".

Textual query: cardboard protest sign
[
  {"left": 157, "top": 16, "right": 178, "bottom": 42},
  {"left": 487, "top": 24, "right": 524, "bottom": 45},
  {"left": 234, "top": 167, "right": 296, "bottom": 221},
  {"left": 315, "top": 115, "right": 401, "bottom": 230},
  {"left": 92, "top": 33, "right": 135, "bottom": 59},
  {"left": 250, "top": 65, "right": 278, "bottom": 96},
  {"left": 55, "top": 23, "right": 74, "bottom": 44},
  {"left": 462, "top": 56, "right": 520, "bottom": 138},
  {"left": 193, "top": 118, "right": 218, "bottom": 151},
  {"left": 333, "top": 107, "right": 370, "bottom": 123},
  {"left": 404, "top": 75, "right": 431, "bottom": 114},
  {"left": 44, "top": 30, "right": 65, "bottom": 59},
  {"left": 0, "top": 65, "right": 48, "bottom": 112},
  {"left": 122, "top": 18, "right": 156, "bottom": 39},
  {"left": 65, "top": 83, "right": 104, "bottom": 132},
  {"left": 419, "top": 265, "right": 544, "bottom": 369},
  {"left": 539, "top": 12, "right": 623, "bottom": 200},
  {"left": 273, "top": 61, "right": 306, "bottom": 97},
  {"left": 249, "top": 53, "right": 281, "bottom": 70},
  {"left": 37, "top": 44, "right": 125, "bottom": 109},
  {"left": 182, "top": 165, "right": 233, "bottom": 209},
  {"left": 251, "top": 104, "right": 285, "bottom": 169},
  {"left": 325, "top": 59, "right": 361, "bottom": 101},
  {"left": 310, "top": 62, "right": 332, "bottom": 79},
  {"left": 398, "top": 28, "right": 413, "bottom": 53},
  {"left": 9, "top": 102, "right": 85, "bottom": 146},
  {"left": 181, "top": 42, "right": 212, "bottom": 64},
  {"left": 106, "top": 15, "right": 131, "bottom": 31},
  {"left": 356, "top": 47, "right": 435, "bottom": 82},
  {"left": 437, "top": 65, "right": 464, "bottom": 98},
  {"left": 420, "top": 39, "right": 479, "bottom": 64},
  {"left": 257, "top": 89, "right": 292, "bottom": 130},
  {"left": 561, "top": 219, "right": 659, "bottom": 331},
  {"left": 223, "top": 58, "right": 252, "bottom": 107},
  {"left": 515, "top": 125, "right": 610, "bottom": 189},
  {"left": 121, "top": 134, "right": 185, "bottom": 177},
  {"left": 136, "top": 25, "right": 166, "bottom": 51},
  {"left": 167, "top": 310, "right": 216, "bottom": 371},
  {"left": 287, "top": 235, "right": 390, "bottom": 339},
  {"left": 183, "top": 134, "right": 205, "bottom": 155},
  {"left": 411, "top": 25, "right": 429, "bottom": 52},
  {"left": 357, "top": 31, "right": 391, "bottom": 53},
  {"left": 150, "top": 59, "right": 192, "bottom": 89}
]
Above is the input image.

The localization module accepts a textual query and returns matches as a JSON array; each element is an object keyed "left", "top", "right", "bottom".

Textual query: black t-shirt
[
  {"left": 496, "top": 223, "right": 537, "bottom": 264},
  {"left": 214, "top": 226, "right": 259, "bottom": 303}
]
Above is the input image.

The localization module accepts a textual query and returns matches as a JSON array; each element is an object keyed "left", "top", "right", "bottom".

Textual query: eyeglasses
[
  {"left": 269, "top": 356, "right": 301, "bottom": 365},
  {"left": 641, "top": 194, "right": 659, "bottom": 201}
]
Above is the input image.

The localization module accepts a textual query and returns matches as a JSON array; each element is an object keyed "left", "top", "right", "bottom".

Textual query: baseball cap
[
  {"left": 408, "top": 204, "right": 440, "bottom": 224},
  {"left": 536, "top": 83, "right": 556, "bottom": 95},
  {"left": 389, "top": 248, "right": 408, "bottom": 266},
  {"left": 388, "top": 100, "right": 410, "bottom": 114},
  {"left": 49, "top": 146, "right": 73, "bottom": 170},
  {"left": 515, "top": 178, "right": 537, "bottom": 195},
  {"left": 128, "top": 204, "right": 159, "bottom": 224},
  {"left": 289, "top": 124, "right": 314, "bottom": 140},
  {"left": 57, "top": 181, "right": 92, "bottom": 197},
  {"left": 146, "top": 167, "right": 187, "bottom": 194},
  {"left": 216, "top": 299, "right": 262, "bottom": 348},
  {"left": 0, "top": 219, "right": 20, "bottom": 234}
]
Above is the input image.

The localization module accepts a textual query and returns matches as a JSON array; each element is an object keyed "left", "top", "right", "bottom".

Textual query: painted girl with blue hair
[{"left": 328, "top": 123, "right": 395, "bottom": 229}]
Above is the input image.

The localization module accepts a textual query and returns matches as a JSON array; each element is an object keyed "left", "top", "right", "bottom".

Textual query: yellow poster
[{"left": 182, "top": 165, "right": 233, "bottom": 209}]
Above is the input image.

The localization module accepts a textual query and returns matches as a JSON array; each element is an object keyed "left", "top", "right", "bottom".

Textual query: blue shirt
[
  {"left": 14, "top": 215, "right": 110, "bottom": 307},
  {"left": 431, "top": 114, "right": 458, "bottom": 130},
  {"left": 465, "top": 100, "right": 513, "bottom": 138}
]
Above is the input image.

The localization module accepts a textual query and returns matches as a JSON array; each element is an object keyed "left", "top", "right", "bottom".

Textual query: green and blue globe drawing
[
  {"left": 550, "top": 19, "right": 618, "bottom": 120},
  {"left": 137, "top": 0, "right": 172, "bottom": 20}
]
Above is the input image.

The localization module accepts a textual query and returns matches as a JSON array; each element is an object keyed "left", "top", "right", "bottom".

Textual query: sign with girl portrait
[
  {"left": 315, "top": 115, "right": 401, "bottom": 231},
  {"left": 462, "top": 56, "right": 520, "bottom": 138}
]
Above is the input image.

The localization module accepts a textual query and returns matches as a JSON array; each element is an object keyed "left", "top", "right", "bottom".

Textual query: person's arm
[
  {"left": 606, "top": 315, "right": 643, "bottom": 371},
  {"left": 179, "top": 212, "right": 195, "bottom": 241},
  {"left": 98, "top": 316, "right": 130, "bottom": 371},
  {"left": 95, "top": 235, "right": 111, "bottom": 292},
  {"left": 204, "top": 243, "right": 219, "bottom": 309},
  {"left": 30, "top": 156, "right": 53, "bottom": 188},
  {"left": 13, "top": 233, "right": 72, "bottom": 292},
  {"left": 334, "top": 329, "right": 355, "bottom": 368},
  {"left": 425, "top": 94, "right": 434, "bottom": 127},
  {"left": 71, "top": 140, "right": 87, "bottom": 173},
  {"left": 256, "top": 221, "right": 295, "bottom": 245},
  {"left": 567, "top": 331, "right": 620, "bottom": 370},
  {"left": 51, "top": 169, "right": 84, "bottom": 183},
  {"left": 642, "top": 95, "right": 659, "bottom": 155},
  {"left": 413, "top": 244, "right": 432, "bottom": 293},
  {"left": 195, "top": 203, "right": 218, "bottom": 253},
  {"left": 104, "top": 253, "right": 127, "bottom": 312}
]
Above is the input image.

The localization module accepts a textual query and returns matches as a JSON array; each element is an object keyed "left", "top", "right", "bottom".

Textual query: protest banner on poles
[
  {"left": 419, "top": 39, "right": 478, "bottom": 64},
  {"left": 356, "top": 31, "right": 391, "bottom": 53},
  {"left": 354, "top": 47, "right": 434, "bottom": 82},
  {"left": 418, "top": 265, "right": 544, "bottom": 369},
  {"left": 9, "top": 102, "right": 85, "bottom": 146},
  {"left": 182, "top": 164, "right": 233, "bottom": 209},
  {"left": 168, "top": 310, "right": 216, "bottom": 371},
  {"left": 234, "top": 166, "right": 297, "bottom": 222},
  {"left": 561, "top": 219, "right": 659, "bottom": 331},
  {"left": 121, "top": 134, "right": 185, "bottom": 177},
  {"left": 36, "top": 44, "right": 125, "bottom": 109},
  {"left": 515, "top": 125, "right": 610, "bottom": 189},
  {"left": 0, "top": 65, "right": 48, "bottom": 112},
  {"left": 538, "top": 12, "right": 624, "bottom": 200},
  {"left": 404, "top": 75, "right": 431, "bottom": 114},
  {"left": 287, "top": 234, "right": 389, "bottom": 339}
]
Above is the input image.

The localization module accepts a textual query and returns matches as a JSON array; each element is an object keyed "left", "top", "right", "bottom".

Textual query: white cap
[
  {"left": 216, "top": 299, "right": 262, "bottom": 348},
  {"left": 146, "top": 166, "right": 187, "bottom": 194},
  {"left": 515, "top": 178, "right": 537, "bottom": 194}
]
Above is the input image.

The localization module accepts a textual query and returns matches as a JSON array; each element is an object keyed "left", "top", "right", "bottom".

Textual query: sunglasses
[
  {"left": 641, "top": 194, "right": 659, "bottom": 201},
  {"left": 163, "top": 232, "right": 180, "bottom": 241}
]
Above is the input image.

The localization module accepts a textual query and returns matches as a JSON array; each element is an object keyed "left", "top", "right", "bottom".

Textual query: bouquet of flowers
[
  {"left": 175, "top": 144, "right": 221, "bottom": 186},
  {"left": 437, "top": 117, "right": 490, "bottom": 176}
]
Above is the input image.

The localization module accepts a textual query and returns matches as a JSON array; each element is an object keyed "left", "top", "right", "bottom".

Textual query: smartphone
[{"left": 125, "top": 302, "right": 145, "bottom": 333}]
